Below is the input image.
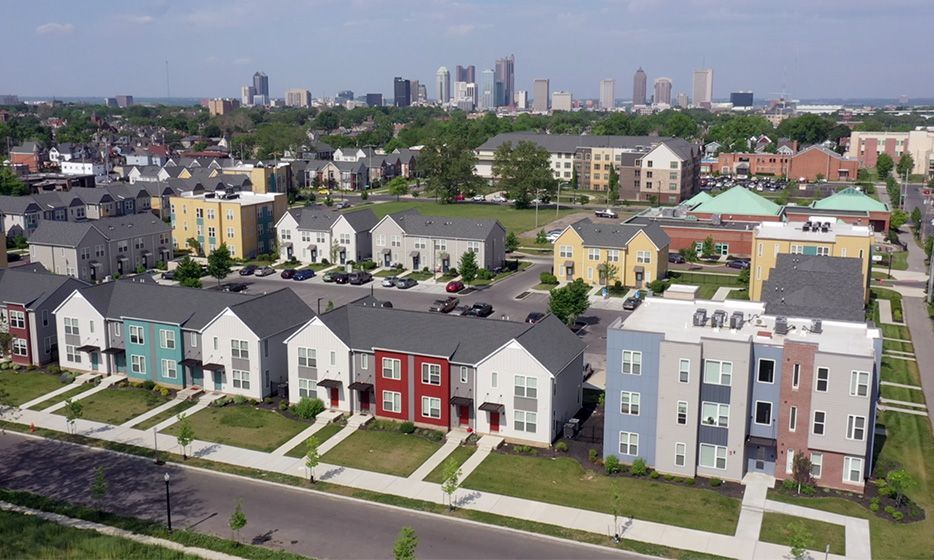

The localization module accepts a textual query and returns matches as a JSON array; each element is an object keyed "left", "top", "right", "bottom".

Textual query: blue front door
[
  {"left": 190, "top": 367, "right": 203, "bottom": 388},
  {"left": 213, "top": 370, "right": 223, "bottom": 391},
  {"left": 90, "top": 352, "right": 99, "bottom": 372}
]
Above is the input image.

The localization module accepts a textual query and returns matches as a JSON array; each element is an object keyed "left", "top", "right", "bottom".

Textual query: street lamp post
[
  {"left": 153, "top": 427, "right": 162, "bottom": 465},
  {"left": 163, "top": 473, "right": 172, "bottom": 532}
]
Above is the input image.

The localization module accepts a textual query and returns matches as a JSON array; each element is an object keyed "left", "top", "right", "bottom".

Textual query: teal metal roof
[
  {"left": 812, "top": 187, "right": 889, "bottom": 213},
  {"left": 691, "top": 186, "right": 781, "bottom": 216}
]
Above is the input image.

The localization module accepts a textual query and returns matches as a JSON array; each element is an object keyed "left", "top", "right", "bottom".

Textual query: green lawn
[
  {"left": 881, "top": 323, "right": 912, "bottom": 340},
  {"left": 888, "top": 252, "right": 909, "bottom": 271},
  {"left": 53, "top": 385, "right": 170, "bottom": 425},
  {"left": 880, "top": 357, "right": 922, "bottom": 386},
  {"left": 872, "top": 288, "right": 905, "bottom": 322},
  {"left": 347, "top": 201, "right": 580, "bottom": 235},
  {"left": 880, "top": 383, "right": 927, "bottom": 404},
  {"left": 285, "top": 422, "right": 344, "bottom": 458},
  {"left": 883, "top": 339, "right": 914, "bottom": 353},
  {"left": 726, "top": 288, "right": 750, "bottom": 300},
  {"left": 694, "top": 284, "right": 720, "bottom": 299},
  {"left": 533, "top": 283, "right": 558, "bottom": 291},
  {"left": 134, "top": 399, "right": 199, "bottom": 431},
  {"left": 463, "top": 454, "right": 740, "bottom": 535},
  {"left": 0, "top": 509, "right": 191, "bottom": 560},
  {"left": 34, "top": 384, "right": 95, "bottom": 411},
  {"left": 424, "top": 445, "right": 477, "bottom": 483},
  {"left": 162, "top": 405, "right": 310, "bottom": 452},
  {"left": 0, "top": 370, "right": 70, "bottom": 406},
  {"left": 374, "top": 268, "right": 404, "bottom": 277},
  {"left": 404, "top": 270, "right": 434, "bottom": 281},
  {"left": 759, "top": 512, "right": 845, "bottom": 555},
  {"left": 322, "top": 429, "right": 442, "bottom": 477}
]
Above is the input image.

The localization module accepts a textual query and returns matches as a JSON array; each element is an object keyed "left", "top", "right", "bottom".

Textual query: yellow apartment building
[
  {"left": 750, "top": 218, "right": 874, "bottom": 301},
  {"left": 221, "top": 163, "right": 292, "bottom": 194},
  {"left": 553, "top": 219, "right": 669, "bottom": 289},
  {"left": 170, "top": 188, "right": 287, "bottom": 259}
]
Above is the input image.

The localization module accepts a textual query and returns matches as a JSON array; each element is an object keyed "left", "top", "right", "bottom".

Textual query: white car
[
  {"left": 491, "top": 194, "right": 507, "bottom": 203},
  {"left": 472, "top": 194, "right": 485, "bottom": 202},
  {"left": 381, "top": 276, "right": 398, "bottom": 287},
  {"left": 545, "top": 229, "right": 563, "bottom": 243}
]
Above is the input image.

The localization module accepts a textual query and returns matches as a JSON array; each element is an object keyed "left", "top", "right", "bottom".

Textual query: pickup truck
[
  {"left": 594, "top": 208, "right": 619, "bottom": 219},
  {"left": 429, "top": 296, "right": 459, "bottom": 313}
]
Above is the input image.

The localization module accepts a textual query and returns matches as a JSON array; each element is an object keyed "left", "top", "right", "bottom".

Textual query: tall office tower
[
  {"left": 515, "top": 90, "right": 528, "bottom": 110},
  {"left": 253, "top": 71, "right": 269, "bottom": 98},
  {"left": 495, "top": 54, "right": 515, "bottom": 107},
  {"left": 436, "top": 66, "right": 451, "bottom": 103},
  {"left": 241, "top": 85, "right": 255, "bottom": 106},
  {"left": 599, "top": 79, "right": 616, "bottom": 110},
  {"left": 455, "top": 65, "right": 467, "bottom": 82},
  {"left": 393, "top": 77, "right": 411, "bottom": 107},
  {"left": 285, "top": 89, "right": 311, "bottom": 108},
  {"left": 692, "top": 68, "right": 713, "bottom": 107},
  {"left": 115, "top": 95, "right": 134, "bottom": 108},
  {"left": 653, "top": 78, "right": 672, "bottom": 105},
  {"left": 417, "top": 83, "right": 427, "bottom": 102},
  {"left": 676, "top": 92, "right": 689, "bottom": 108},
  {"left": 730, "top": 91, "right": 754, "bottom": 108},
  {"left": 632, "top": 67, "right": 647, "bottom": 107},
  {"left": 466, "top": 65, "right": 476, "bottom": 84},
  {"left": 552, "top": 91, "right": 572, "bottom": 112},
  {"left": 336, "top": 90, "right": 354, "bottom": 102},
  {"left": 365, "top": 93, "right": 383, "bottom": 107},
  {"left": 532, "top": 79, "right": 550, "bottom": 112},
  {"left": 478, "top": 69, "right": 496, "bottom": 110}
]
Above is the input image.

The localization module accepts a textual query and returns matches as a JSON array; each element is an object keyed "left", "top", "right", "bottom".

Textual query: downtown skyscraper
[
  {"left": 436, "top": 66, "right": 451, "bottom": 103},
  {"left": 632, "top": 67, "right": 647, "bottom": 106},
  {"left": 692, "top": 68, "right": 714, "bottom": 107},
  {"left": 599, "top": 79, "right": 616, "bottom": 110},
  {"left": 495, "top": 54, "right": 515, "bottom": 107}
]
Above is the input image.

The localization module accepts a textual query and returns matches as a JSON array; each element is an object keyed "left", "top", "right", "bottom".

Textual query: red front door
[
  {"left": 329, "top": 387, "right": 339, "bottom": 408},
  {"left": 360, "top": 390, "right": 370, "bottom": 412},
  {"left": 458, "top": 405, "right": 469, "bottom": 426},
  {"left": 489, "top": 412, "right": 500, "bottom": 432}
]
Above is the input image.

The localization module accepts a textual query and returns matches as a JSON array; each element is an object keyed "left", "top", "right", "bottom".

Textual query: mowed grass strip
[
  {"left": 759, "top": 512, "right": 845, "bottom": 555},
  {"left": 880, "top": 357, "right": 922, "bottom": 388},
  {"left": 0, "top": 370, "right": 70, "bottom": 406},
  {"left": 162, "top": 405, "right": 309, "bottom": 453},
  {"left": 35, "top": 384, "right": 95, "bottom": 411},
  {"left": 53, "top": 386, "right": 170, "bottom": 425},
  {"left": 285, "top": 422, "right": 344, "bottom": 458},
  {"left": 463, "top": 453, "right": 741, "bottom": 535},
  {"left": 424, "top": 445, "right": 477, "bottom": 483},
  {"left": 321, "top": 429, "right": 442, "bottom": 477},
  {"left": 134, "top": 399, "right": 199, "bottom": 431}
]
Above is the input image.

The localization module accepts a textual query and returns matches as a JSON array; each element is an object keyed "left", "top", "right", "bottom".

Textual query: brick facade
[{"left": 775, "top": 341, "right": 816, "bottom": 483}]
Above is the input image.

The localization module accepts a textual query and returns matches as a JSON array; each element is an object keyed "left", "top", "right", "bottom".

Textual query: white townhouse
[{"left": 276, "top": 207, "right": 378, "bottom": 265}]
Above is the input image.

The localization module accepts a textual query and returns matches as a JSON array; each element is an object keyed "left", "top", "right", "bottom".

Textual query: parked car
[
  {"left": 256, "top": 266, "right": 275, "bottom": 277},
  {"left": 454, "top": 193, "right": 465, "bottom": 201},
  {"left": 525, "top": 312, "right": 545, "bottom": 324},
  {"left": 727, "top": 259, "right": 750, "bottom": 270},
  {"left": 395, "top": 278, "right": 418, "bottom": 289},
  {"left": 290, "top": 269, "right": 313, "bottom": 281},
  {"left": 318, "top": 188, "right": 331, "bottom": 196},
  {"left": 348, "top": 271, "right": 372, "bottom": 285},
  {"left": 280, "top": 269, "right": 296, "bottom": 279},
  {"left": 160, "top": 270, "right": 175, "bottom": 280},
  {"left": 668, "top": 252, "right": 686, "bottom": 264},
  {"left": 222, "top": 282, "right": 248, "bottom": 292},
  {"left": 445, "top": 280, "right": 465, "bottom": 293},
  {"left": 491, "top": 194, "right": 507, "bottom": 203},
  {"left": 545, "top": 229, "right": 564, "bottom": 243},
  {"left": 238, "top": 264, "right": 258, "bottom": 276},
  {"left": 336, "top": 200, "right": 351, "bottom": 209},
  {"left": 472, "top": 194, "right": 485, "bottom": 202},
  {"left": 333, "top": 272, "right": 351, "bottom": 284},
  {"left": 594, "top": 209, "right": 618, "bottom": 219},
  {"left": 382, "top": 276, "right": 399, "bottom": 287},
  {"left": 429, "top": 296, "right": 459, "bottom": 313},
  {"left": 450, "top": 305, "right": 470, "bottom": 316},
  {"left": 322, "top": 271, "right": 337, "bottom": 282},
  {"left": 463, "top": 302, "right": 494, "bottom": 317},
  {"left": 623, "top": 296, "right": 642, "bottom": 311}
]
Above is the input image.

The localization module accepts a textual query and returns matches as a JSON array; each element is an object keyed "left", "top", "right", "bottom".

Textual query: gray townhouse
[
  {"left": 276, "top": 207, "right": 378, "bottom": 264},
  {"left": 28, "top": 213, "right": 172, "bottom": 282},
  {"left": 370, "top": 209, "right": 506, "bottom": 272},
  {"left": 604, "top": 295, "right": 881, "bottom": 492},
  {"left": 0, "top": 196, "right": 43, "bottom": 240}
]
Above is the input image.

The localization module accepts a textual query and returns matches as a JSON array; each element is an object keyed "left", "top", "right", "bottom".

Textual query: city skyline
[{"left": 1, "top": 0, "right": 932, "bottom": 100}]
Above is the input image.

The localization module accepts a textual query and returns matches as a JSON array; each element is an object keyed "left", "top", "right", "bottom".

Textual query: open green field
[
  {"left": 321, "top": 429, "right": 442, "bottom": 477},
  {"left": 463, "top": 454, "right": 740, "bottom": 535},
  {"left": 347, "top": 201, "right": 581, "bottom": 234},
  {"left": 0, "top": 370, "right": 69, "bottom": 406},
  {"left": 759, "top": 512, "right": 845, "bottom": 555},
  {"left": 285, "top": 422, "right": 344, "bottom": 458},
  {"left": 424, "top": 445, "right": 477, "bottom": 483},
  {"left": 54, "top": 386, "right": 170, "bottom": 425},
  {"left": 162, "top": 405, "right": 309, "bottom": 452},
  {"left": 880, "top": 383, "right": 926, "bottom": 404}
]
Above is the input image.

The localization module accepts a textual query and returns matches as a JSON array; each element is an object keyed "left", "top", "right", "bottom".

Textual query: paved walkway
[
  {"left": 456, "top": 435, "right": 503, "bottom": 480},
  {"left": 0, "top": 500, "right": 237, "bottom": 560},
  {"left": 121, "top": 396, "right": 188, "bottom": 428},
  {"left": 409, "top": 439, "right": 461, "bottom": 481},
  {"left": 877, "top": 299, "right": 903, "bottom": 325},
  {"left": 150, "top": 393, "right": 223, "bottom": 432},
  {"left": 764, "top": 499, "right": 871, "bottom": 560},
  {"left": 903, "top": 295, "right": 934, "bottom": 431},
  {"left": 270, "top": 409, "right": 343, "bottom": 457},
  {"left": 711, "top": 287, "right": 738, "bottom": 301},
  {"left": 43, "top": 375, "right": 124, "bottom": 413},
  {"left": 734, "top": 473, "right": 771, "bottom": 541},
  {"left": 20, "top": 373, "right": 100, "bottom": 410}
]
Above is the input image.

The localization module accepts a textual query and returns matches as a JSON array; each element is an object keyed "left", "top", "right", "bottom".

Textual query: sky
[{"left": 1, "top": 0, "right": 932, "bottom": 101}]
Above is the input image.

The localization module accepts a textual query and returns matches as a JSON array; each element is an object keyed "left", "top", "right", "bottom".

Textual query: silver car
[{"left": 382, "top": 276, "right": 398, "bottom": 287}]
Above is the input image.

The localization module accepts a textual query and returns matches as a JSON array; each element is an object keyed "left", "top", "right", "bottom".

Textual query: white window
[
  {"left": 232, "top": 369, "right": 250, "bottom": 390},
  {"left": 757, "top": 359, "right": 775, "bottom": 383},
  {"left": 607, "top": 249, "right": 619, "bottom": 262},
  {"left": 114, "top": 323, "right": 122, "bottom": 336},
  {"left": 467, "top": 241, "right": 481, "bottom": 253},
  {"left": 459, "top": 366, "right": 468, "bottom": 383},
  {"left": 226, "top": 210, "right": 234, "bottom": 221},
  {"left": 376, "top": 234, "right": 385, "bottom": 246},
  {"left": 161, "top": 359, "right": 178, "bottom": 379},
  {"left": 131, "top": 355, "right": 146, "bottom": 374},
  {"left": 812, "top": 410, "right": 826, "bottom": 435},
  {"left": 678, "top": 359, "right": 690, "bottom": 383},
  {"left": 316, "top": 232, "right": 326, "bottom": 243},
  {"left": 810, "top": 452, "right": 823, "bottom": 479},
  {"left": 361, "top": 354, "right": 369, "bottom": 369},
  {"left": 382, "top": 358, "right": 401, "bottom": 379},
  {"left": 422, "top": 363, "right": 441, "bottom": 385},
  {"left": 421, "top": 396, "right": 441, "bottom": 419},
  {"left": 66, "top": 345, "right": 80, "bottom": 363},
  {"left": 816, "top": 246, "right": 830, "bottom": 256},
  {"left": 414, "top": 238, "right": 426, "bottom": 249},
  {"left": 677, "top": 400, "right": 688, "bottom": 424},
  {"left": 620, "top": 391, "right": 640, "bottom": 415},
  {"left": 329, "top": 351, "right": 336, "bottom": 366},
  {"left": 63, "top": 317, "right": 79, "bottom": 335},
  {"left": 636, "top": 251, "right": 651, "bottom": 263},
  {"left": 792, "top": 363, "right": 800, "bottom": 389},
  {"left": 207, "top": 209, "right": 215, "bottom": 220},
  {"left": 298, "top": 378, "right": 316, "bottom": 398},
  {"left": 231, "top": 339, "right": 249, "bottom": 359},
  {"left": 12, "top": 338, "right": 28, "bottom": 356},
  {"left": 227, "top": 227, "right": 235, "bottom": 239},
  {"left": 9, "top": 311, "right": 26, "bottom": 329},
  {"left": 701, "top": 402, "right": 730, "bottom": 428},
  {"left": 160, "top": 329, "right": 176, "bottom": 350},
  {"left": 786, "top": 449, "right": 795, "bottom": 474},
  {"left": 754, "top": 401, "right": 772, "bottom": 425},
  {"left": 850, "top": 371, "right": 870, "bottom": 397},
  {"left": 703, "top": 360, "right": 732, "bottom": 386},
  {"left": 208, "top": 226, "right": 216, "bottom": 239},
  {"left": 815, "top": 367, "right": 829, "bottom": 392},
  {"left": 843, "top": 456, "right": 864, "bottom": 484},
  {"left": 699, "top": 443, "right": 727, "bottom": 470},
  {"left": 129, "top": 325, "right": 144, "bottom": 345},
  {"left": 559, "top": 245, "right": 572, "bottom": 258},
  {"left": 675, "top": 442, "right": 686, "bottom": 466},
  {"left": 298, "top": 347, "right": 316, "bottom": 368},
  {"left": 618, "top": 431, "right": 639, "bottom": 456},
  {"left": 491, "top": 371, "right": 498, "bottom": 388},
  {"left": 515, "top": 411, "right": 538, "bottom": 433},
  {"left": 391, "top": 235, "right": 401, "bottom": 247},
  {"left": 622, "top": 350, "right": 642, "bottom": 375},
  {"left": 89, "top": 321, "right": 95, "bottom": 333},
  {"left": 847, "top": 415, "right": 866, "bottom": 441},
  {"left": 515, "top": 375, "right": 538, "bottom": 398},
  {"left": 588, "top": 248, "right": 600, "bottom": 261},
  {"left": 789, "top": 406, "right": 797, "bottom": 432},
  {"left": 382, "top": 391, "right": 402, "bottom": 413},
  {"left": 339, "top": 233, "right": 351, "bottom": 245}
]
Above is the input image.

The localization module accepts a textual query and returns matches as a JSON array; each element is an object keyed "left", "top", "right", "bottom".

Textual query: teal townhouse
[{"left": 53, "top": 279, "right": 314, "bottom": 399}]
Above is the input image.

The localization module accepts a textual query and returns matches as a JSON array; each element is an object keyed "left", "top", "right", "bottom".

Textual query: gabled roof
[
  {"left": 29, "top": 214, "right": 170, "bottom": 247},
  {"left": 567, "top": 218, "right": 669, "bottom": 250},
  {"left": 225, "top": 289, "right": 315, "bottom": 338},
  {"left": 691, "top": 186, "right": 781, "bottom": 216},
  {"left": 681, "top": 191, "right": 713, "bottom": 208},
  {"left": 0, "top": 196, "right": 42, "bottom": 215},
  {"left": 339, "top": 208, "right": 378, "bottom": 232},
  {"left": 383, "top": 209, "right": 503, "bottom": 241},
  {"left": 0, "top": 268, "right": 87, "bottom": 309},
  {"left": 476, "top": 132, "right": 665, "bottom": 154},
  {"left": 761, "top": 254, "right": 866, "bottom": 322},
  {"left": 812, "top": 187, "right": 889, "bottom": 213}
]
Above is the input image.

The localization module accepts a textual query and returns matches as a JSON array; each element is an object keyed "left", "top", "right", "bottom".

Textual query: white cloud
[
  {"left": 233, "top": 57, "right": 253, "bottom": 65},
  {"left": 119, "top": 15, "right": 156, "bottom": 25},
  {"left": 445, "top": 24, "right": 475, "bottom": 37},
  {"left": 35, "top": 22, "right": 74, "bottom": 35}
]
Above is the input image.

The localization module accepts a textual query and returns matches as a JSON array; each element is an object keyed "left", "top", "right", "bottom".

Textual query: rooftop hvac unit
[
  {"left": 774, "top": 316, "right": 789, "bottom": 335},
  {"left": 802, "top": 221, "right": 811, "bottom": 232},
  {"left": 811, "top": 319, "right": 822, "bottom": 334},
  {"left": 711, "top": 309, "right": 727, "bottom": 328},
  {"left": 821, "top": 222, "right": 831, "bottom": 232},
  {"left": 693, "top": 308, "right": 708, "bottom": 327},
  {"left": 730, "top": 311, "right": 745, "bottom": 329}
]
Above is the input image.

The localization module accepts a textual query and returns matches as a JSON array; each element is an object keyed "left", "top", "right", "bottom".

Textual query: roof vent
[
  {"left": 810, "top": 319, "right": 822, "bottom": 334},
  {"left": 730, "top": 311, "right": 744, "bottom": 330},
  {"left": 774, "top": 316, "right": 789, "bottom": 335},
  {"left": 692, "top": 308, "right": 708, "bottom": 327},
  {"left": 711, "top": 309, "right": 727, "bottom": 328}
]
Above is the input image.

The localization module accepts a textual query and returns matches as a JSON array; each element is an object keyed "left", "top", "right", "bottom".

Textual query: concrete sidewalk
[
  {"left": 121, "top": 396, "right": 187, "bottom": 429},
  {"left": 43, "top": 375, "right": 124, "bottom": 413},
  {"left": 270, "top": 409, "right": 343, "bottom": 457},
  {"left": 20, "top": 373, "right": 100, "bottom": 410}
]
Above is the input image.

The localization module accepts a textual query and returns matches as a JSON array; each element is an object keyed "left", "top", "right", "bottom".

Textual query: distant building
[
  {"left": 653, "top": 78, "right": 672, "bottom": 106},
  {"left": 599, "top": 79, "right": 616, "bottom": 110},
  {"left": 336, "top": 90, "right": 354, "bottom": 103},
  {"left": 455, "top": 65, "right": 476, "bottom": 83},
  {"left": 253, "top": 71, "right": 269, "bottom": 99},
  {"left": 115, "top": 95, "right": 134, "bottom": 108},
  {"left": 495, "top": 54, "right": 515, "bottom": 107},
  {"left": 207, "top": 98, "right": 240, "bottom": 116},
  {"left": 692, "top": 69, "right": 713, "bottom": 107},
  {"left": 436, "top": 66, "right": 450, "bottom": 103},
  {"left": 285, "top": 89, "right": 311, "bottom": 108},
  {"left": 416, "top": 83, "right": 427, "bottom": 103},
  {"left": 241, "top": 85, "right": 255, "bottom": 106},
  {"left": 515, "top": 90, "right": 528, "bottom": 110},
  {"left": 632, "top": 68, "right": 647, "bottom": 107},
  {"left": 676, "top": 92, "right": 689, "bottom": 108},
  {"left": 365, "top": 93, "right": 383, "bottom": 107},
  {"left": 532, "top": 79, "right": 550, "bottom": 112},
  {"left": 104, "top": 97, "right": 118, "bottom": 108},
  {"left": 848, "top": 130, "right": 934, "bottom": 177},
  {"left": 0, "top": 94, "right": 20, "bottom": 105},
  {"left": 730, "top": 91, "right": 754, "bottom": 108},
  {"left": 552, "top": 91, "right": 572, "bottom": 112},
  {"left": 478, "top": 69, "right": 496, "bottom": 110},
  {"left": 393, "top": 77, "right": 411, "bottom": 107}
]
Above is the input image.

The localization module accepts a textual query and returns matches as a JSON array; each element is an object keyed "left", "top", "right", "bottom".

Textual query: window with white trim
[
  {"left": 789, "top": 406, "right": 798, "bottom": 431},
  {"left": 382, "top": 358, "right": 401, "bottom": 379},
  {"left": 620, "top": 391, "right": 640, "bottom": 415},
  {"left": 559, "top": 245, "right": 572, "bottom": 258},
  {"left": 843, "top": 456, "right": 864, "bottom": 484},
  {"left": 754, "top": 401, "right": 772, "bottom": 425},
  {"left": 618, "top": 431, "right": 639, "bottom": 456},
  {"left": 459, "top": 366, "right": 468, "bottom": 383},
  {"left": 160, "top": 359, "right": 178, "bottom": 379},
  {"left": 812, "top": 410, "right": 826, "bottom": 435},
  {"left": 298, "top": 378, "right": 315, "bottom": 398},
  {"left": 298, "top": 347, "right": 316, "bottom": 368},
  {"left": 232, "top": 369, "right": 250, "bottom": 390},
  {"left": 160, "top": 329, "right": 176, "bottom": 350},
  {"left": 699, "top": 443, "right": 727, "bottom": 470},
  {"left": 588, "top": 248, "right": 600, "bottom": 261},
  {"left": 703, "top": 360, "right": 732, "bottom": 385},
  {"left": 515, "top": 375, "right": 538, "bottom": 398},
  {"left": 63, "top": 317, "right": 79, "bottom": 335},
  {"left": 231, "top": 340, "right": 249, "bottom": 359},
  {"left": 361, "top": 354, "right": 369, "bottom": 369},
  {"left": 792, "top": 363, "right": 800, "bottom": 389},
  {"left": 677, "top": 400, "right": 688, "bottom": 424},
  {"left": 850, "top": 371, "right": 869, "bottom": 397},
  {"left": 810, "top": 452, "right": 823, "bottom": 478},
  {"left": 128, "top": 325, "right": 144, "bottom": 345},
  {"left": 66, "top": 345, "right": 81, "bottom": 363},
  {"left": 421, "top": 396, "right": 441, "bottom": 419},
  {"left": 422, "top": 363, "right": 441, "bottom": 385},
  {"left": 636, "top": 250, "right": 651, "bottom": 263},
  {"left": 757, "top": 359, "right": 775, "bottom": 383},
  {"left": 9, "top": 311, "right": 26, "bottom": 330},
  {"left": 12, "top": 338, "right": 28, "bottom": 356},
  {"left": 491, "top": 371, "right": 497, "bottom": 388},
  {"left": 675, "top": 442, "right": 686, "bottom": 466},
  {"left": 515, "top": 410, "right": 537, "bottom": 433},
  {"left": 382, "top": 391, "right": 401, "bottom": 413},
  {"left": 701, "top": 402, "right": 729, "bottom": 428},
  {"left": 678, "top": 359, "right": 690, "bottom": 383},
  {"left": 622, "top": 350, "right": 642, "bottom": 375},
  {"left": 847, "top": 415, "right": 866, "bottom": 441},
  {"left": 131, "top": 355, "right": 146, "bottom": 374},
  {"left": 815, "top": 367, "right": 829, "bottom": 392},
  {"left": 786, "top": 449, "right": 795, "bottom": 474}
]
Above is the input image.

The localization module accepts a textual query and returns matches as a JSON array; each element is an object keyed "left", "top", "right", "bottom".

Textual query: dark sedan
[
  {"left": 727, "top": 259, "right": 750, "bottom": 270},
  {"left": 280, "top": 269, "right": 296, "bottom": 279},
  {"left": 395, "top": 278, "right": 418, "bottom": 289},
  {"left": 464, "top": 302, "right": 494, "bottom": 317},
  {"left": 293, "top": 269, "right": 315, "bottom": 281},
  {"left": 222, "top": 282, "right": 248, "bottom": 292},
  {"left": 333, "top": 272, "right": 350, "bottom": 284},
  {"left": 239, "top": 264, "right": 258, "bottom": 276}
]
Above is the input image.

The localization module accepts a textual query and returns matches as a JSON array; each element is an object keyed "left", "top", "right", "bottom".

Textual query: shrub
[
  {"left": 588, "top": 448, "right": 599, "bottom": 463},
  {"left": 801, "top": 484, "right": 816, "bottom": 496},
  {"left": 140, "top": 380, "right": 156, "bottom": 391},
  {"left": 539, "top": 272, "right": 558, "bottom": 285},
  {"left": 555, "top": 441, "right": 568, "bottom": 453},
  {"left": 877, "top": 484, "right": 895, "bottom": 498},
  {"left": 663, "top": 474, "right": 673, "bottom": 481},
  {"left": 686, "top": 478, "right": 696, "bottom": 485},
  {"left": 782, "top": 479, "right": 797, "bottom": 491},
  {"left": 604, "top": 455, "right": 621, "bottom": 475},
  {"left": 709, "top": 477, "right": 723, "bottom": 487},
  {"left": 631, "top": 457, "right": 648, "bottom": 476},
  {"left": 892, "top": 511, "right": 904, "bottom": 521},
  {"left": 11, "top": 364, "right": 21, "bottom": 371},
  {"left": 650, "top": 470, "right": 660, "bottom": 479},
  {"left": 292, "top": 397, "right": 325, "bottom": 420},
  {"left": 673, "top": 477, "right": 684, "bottom": 483},
  {"left": 47, "top": 364, "right": 61, "bottom": 375},
  {"left": 0, "top": 363, "right": 9, "bottom": 370},
  {"left": 159, "top": 387, "right": 170, "bottom": 398},
  {"left": 321, "top": 259, "right": 330, "bottom": 265},
  {"left": 884, "top": 505, "right": 897, "bottom": 515},
  {"left": 277, "top": 400, "right": 288, "bottom": 411},
  {"left": 59, "top": 372, "right": 75, "bottom": 384},
  {"left": 477, "top": 269, "right": 494, "bottom": 280},
  {"left": 400, "top": 421, "right": 416, "bottom": 434},
  {"left": 232, "top": 395, "right": 248, "bottom": 405},
  {"left": 514, "top": 445, "right": 537, "bottom": 455},
  {"left": 419, "top": 428, "right": 444, "bottom": 441},
  {"left": 648, "top": 279, "right": 669, "bottom": 294},
  {"left": 869, "top": 502, "right": 880, "bottom": 512}
]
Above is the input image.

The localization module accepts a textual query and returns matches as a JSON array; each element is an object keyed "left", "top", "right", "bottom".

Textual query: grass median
[
  {"left": 161, "top": 404, "right": 309, "bottom": 453},
  {"left": 0, "top": 370, "right": 70, "bottom": 406},
  {"left": 134, "top": 399, "right": 199, "bottom": 431},
  {"left": 53, "top": 385, "right": 171, "bottom": 425},
  {"left": 758, "top": 512, "right": 845, "bottom": 555},
  {"left": 321, "top": 429, "right": 442, "bottom": 477},
  {"left": 284, "top": 422, "right": 344, "bottom": 458}
]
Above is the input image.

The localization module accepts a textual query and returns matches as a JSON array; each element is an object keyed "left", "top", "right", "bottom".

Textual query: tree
[
  {"left": 911, "top": 207, "right": 923, "bottom": 232},
  {"left": 776, "top": 113, "right": 833, "bottom": 145},
  {"left": 876, "top": 153, "right": 894, "bottom": 179},
  {"left": 505, "top": 231, "right": 519, "bottom": 253},
  {"left": 393, "top": 527, "right": 418, "bottom": 560},
  {"left": 787, "top": 521, "right": 813, "bottom": 560},
  {"left": 890, "top": 209, "right": 908, "bottom": 231},
  {"left": 535, "top": 229, "right": 547, "bottom": 244},
  {"left": 791, "top": 451, "right": 812, "bottom": 494},
  {"left": 229, "top": 500, "right": 247, "bottom": 544},
  {"left": 610, "top": 487, "right": 623, "bottom": 543},
  {"left": 607, "top": 166, "right": 620, "bottom": 206},
  {"left": 458, "top": 250, "right": 479, "bottom": 286},
  {"left": 701, "top": 236, "right": 717, "bottom": 259},
  {"left": 492, "top": 140, "right": 557, "bottom": 209},
  {"left": 90, "top": 466, "right": 108, "bottom": 514},
  {"left": 440, "top": 457, "right": 462, "bottom": 511},
  {"left": 418, "top": 136, "right": 481, "bottom": 203},
  {"left": 174, "top": 256, "right": 203, "bottom": 289},
  {"left": 598, "top": 261, "right": 619, "bottom": 288},
  {"left": 304, "top": 436, "right": 321, "bottom": 483},
  {"left": 886, "top": 468, "right": 917, "bottom": 506},
  {"left": 0, "top": 167, "right": 29, "bottom": 196},
  {"left": 896, "top": 153, "right": 915, "bottom": 178},
  {"left": 0, "top": 332, "right": 11, "bottom": 359},
  {"left": 548, "top": 279, "right": 591, "bottom": 326},
  {"left": 176, "top": 413, "right": 195, "bottom": 459},
  {"left": 63, "top": 398, "right": 84, "bottom": 434},
  {"left": 662, "top": 112, "right": 698, "bottom": 139},
  {"left": 570, "top": 166, "right": 578, "bottom": 190},
  {"left": 206, "top": 243, "right": 233, "bottom": 286},
  {"left": 387, "top": 176, "right": 409, "bottom": 201},
  {"left": 186, "top": 237, "right": 204, "bottom": 257}
]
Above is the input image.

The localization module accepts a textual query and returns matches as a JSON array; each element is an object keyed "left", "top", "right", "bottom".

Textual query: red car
[
  {"left": 280, "top": 269, "right": 296, "bottom": 279},
  {"left": 446, "top": 280, "right": 465, "bottom": 293},
  {"left": 453, "top": 193, "right": 465, "bottom": 201}
]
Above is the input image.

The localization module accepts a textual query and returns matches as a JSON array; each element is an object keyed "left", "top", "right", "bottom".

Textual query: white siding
[
  {"left": 284, "top": 318, "right": 353, "bottom": 410},
  {"left": 200, "top": 310, "right": 265, "bottom": 400}
]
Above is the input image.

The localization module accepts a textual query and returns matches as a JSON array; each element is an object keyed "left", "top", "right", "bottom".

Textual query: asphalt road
[{"left": 0, "top": 433, "right": 637, "bottom": 560}]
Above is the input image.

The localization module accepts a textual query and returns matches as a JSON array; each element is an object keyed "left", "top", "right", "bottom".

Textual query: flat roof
[
  {"left": 626, "top": 214, "right": 756, "bottom": 232},
  {"left": 754, "top": 218, "right": 873, "bottom": 241},
  {"left": 177, "top": 190, "right": 282, "bottom": 205},
  {"left": 611, "top": 297, "right": 879, "bottom": 357}
]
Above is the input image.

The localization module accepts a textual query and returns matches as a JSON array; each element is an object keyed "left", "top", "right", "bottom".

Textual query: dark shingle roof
[
  {"left": 0, "top": 196, "right": 41, "bottom": 215},
  {"left": 386, "top": 209, "right": 503, "bottom": 241},
  {"left": 0, "top": 268, "right": 87, "bottom": 309},
  {"left": 28, "top": 214, "right": 171, "bottom": 247},
  {"left": 227, "top": 289, "right": 315, "bottom": 338},
  {"left": 762, "top": 254, "right": 865, "bottom": 322},
  {"left": 568, "top": 218, "right": 669, "bottom": 250},
  {"left": 340, "top": 208, "right": 378, "bottom": 232}
]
